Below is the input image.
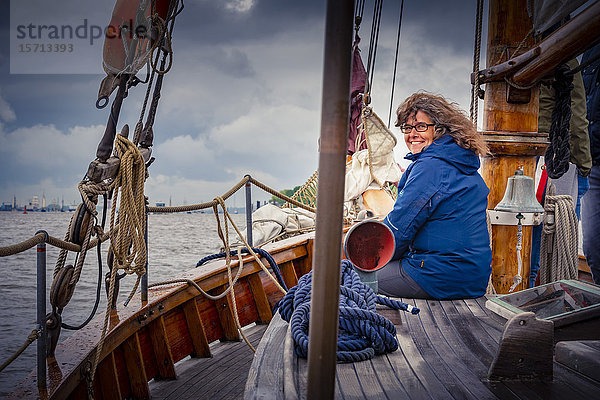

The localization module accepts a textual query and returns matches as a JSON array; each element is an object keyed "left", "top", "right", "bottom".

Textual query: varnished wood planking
[
  {"left": 67, "top": 380, "right": 88, "bottom": 400},
  {"left": 247, "top": 272, "right": 273, "bottom": 323},
  {"left": 112, "top": 344, "right": 132, "bottom": 399},
  {"left": 260, "top": 271, "right": 286, "bottom": 309},
  {"left": 196, "top": 297, "right": 224, "bottom": 343},
  {"left": 299, "top": 240, "right": 314, "bottom": 276},
  {"left": 213, "top": 285, "right": 241, "bottom": 341},
  {"left": 280, "top": 260, "right": 299, "bottom": 288},
  {"left": 122, "top": 332, "right": 150, "bottom": 399},
  {"left": 137, "top": 325, "right": 159, "bottom": 381},
  {"left": 97, "top": 352, "right": 122, "bottom": 400},
  {"left": 162, "top": 307, "right": 194, "bottom": 362},
  {"left": 181, "top": 299, "right": 211, "bottom": 358},
  {"left": 232, "top": 278, "right": 260, "bottom": 327},
  {"left": 148, "top": 316, "right": 177, "bottom": 379}
]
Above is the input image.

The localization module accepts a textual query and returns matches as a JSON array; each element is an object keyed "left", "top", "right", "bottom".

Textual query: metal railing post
[
  {"left": 36, "top": 231, "right": 47, "bottom": 389},
  {"left": 141, "top": 208, "right": 148, "bottom": 302},
  {"left": 244, "top": 175, "right": 253, "bottom": 247}
]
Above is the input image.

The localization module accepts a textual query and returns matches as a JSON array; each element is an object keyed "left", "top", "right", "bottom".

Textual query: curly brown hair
[{"left": 395, "top": 92, "right": 489, "bottom": 156}]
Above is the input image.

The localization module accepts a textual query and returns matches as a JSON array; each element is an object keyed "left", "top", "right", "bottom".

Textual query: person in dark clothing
[
  {"left": 378, "top": 92, "right": 491, "bottom": 300},
  {"left": 581, "top": 43, "right": 600, "bottom": 284}
]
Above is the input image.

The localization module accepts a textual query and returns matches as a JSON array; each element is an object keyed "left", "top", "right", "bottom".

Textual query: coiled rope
[
  {"left": 539, "top": 191, "right": 578, "bottom": 284},
  {"left": 545, "top": 64, "right": 573, "bottom": 179},
  {"left": 279, "top": 259, "right": 419, "bottom": 362},
  {"left": 89, "top": 134, "right": 147, "bottom": 391},
  {"left": 197, "top": 247, "right": 288, "bottom": 291}
]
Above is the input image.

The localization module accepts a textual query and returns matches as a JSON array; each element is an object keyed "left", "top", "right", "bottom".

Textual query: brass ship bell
[
  {"left": 494, "top": 169, "right": 544, "bottom": 213},
  {"left": 493, "top": 168, "right": 544, "bottom": 293}
]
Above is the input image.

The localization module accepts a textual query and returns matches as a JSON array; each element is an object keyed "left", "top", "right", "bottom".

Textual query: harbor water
[{"left": 0, "top": 210, "right": 247, "bottom": 397}]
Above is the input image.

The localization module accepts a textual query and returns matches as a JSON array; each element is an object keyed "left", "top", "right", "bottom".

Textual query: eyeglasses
[{"left": 400, "top": 123, "right": 435, "bottom": 133}]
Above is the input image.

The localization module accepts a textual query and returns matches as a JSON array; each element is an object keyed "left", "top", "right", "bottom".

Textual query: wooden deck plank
[
  {"left": 468, "top": 299, "right": 552, "bottom": 400},
  {"left": 150, "top": 324, "right": 266, "bottom": 400},
  {"left": 443, "top": 300, "right": 497, "bottom": 366},
  {"left": 393, "top": 299, "right": 454, "bottom": 399},
  {"left": 244, "top": 313, "right": 286, "bottom": 399},
  {"left": 180, "top": 329, "right": 262, "bottom": 399},
  {"left": 401, "top": 301, "right": 475, "bottom": 399},
  {"left": 383, "top": 340, "right": 431, "bottom": 400},
  {"left": 335, "top": 365, "right": 369, "bottom": 399},
  {"left": 417, "top": 299, "right": 517, "bottom": 400},
  {"left": 351, "top": 360, "right": 389, "bottom": 399},
  {"left": 358, "top": 358, "right": 405, "bottom": 399},
  {"left": 408, "top": 299, "right": 493, "bottom": 399}
]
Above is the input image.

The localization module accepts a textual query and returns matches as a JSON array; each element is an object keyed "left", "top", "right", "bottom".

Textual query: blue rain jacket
[{"left": 383, "top": 134, "right": 491, "bottom": 299}]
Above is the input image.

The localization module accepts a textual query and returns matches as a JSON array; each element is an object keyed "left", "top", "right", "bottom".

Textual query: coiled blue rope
[
  {"left": 196, "top": 247, "right": 288, "bottom": 291},
  {"left": 279, "top": 259, "right": 419, "bottom": 362}
]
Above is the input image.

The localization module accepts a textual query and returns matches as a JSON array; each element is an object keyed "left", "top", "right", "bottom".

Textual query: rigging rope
[
  {"left": 365, "top": 0, "right": 383, "bottom": 99},
  {"left": 279, "top": 259, "right": 419, "bottom": 362},
  {"left": 387, "top": 0, "right": 404, "bottom": 129},
  {"left": 470, "top": 0, "right": 484, "bottom": 124},
  {"left": 89, "top": 134, "right": 147, "bottom": 393},
  {"left": 0, "top": 329, "right": 39, "bottom": 373}
]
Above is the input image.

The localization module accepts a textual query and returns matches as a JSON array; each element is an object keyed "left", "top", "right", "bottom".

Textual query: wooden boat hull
[{"left": 10, "top": 233, "right": 316, "bottom": 399}]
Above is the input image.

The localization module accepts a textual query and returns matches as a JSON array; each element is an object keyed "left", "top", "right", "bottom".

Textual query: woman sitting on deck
[{"left": 379, "top": 92, "right": 491, "bottom": 300}]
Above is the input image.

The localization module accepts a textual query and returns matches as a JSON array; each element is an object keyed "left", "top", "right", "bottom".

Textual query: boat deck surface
[
  {"left": 245, "top": 296, "right": 600, "bottom": 399},
  {"left": 150, "top": 323, "right": 267, "bottom": 400}
]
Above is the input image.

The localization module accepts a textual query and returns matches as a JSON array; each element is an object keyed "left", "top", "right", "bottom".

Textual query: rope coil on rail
[
  {"left": 279, "top": 259, "right": 419, "bottom": 362},
  {"left": 539, "top": 192, "right": 578, "bottom": 284},
  {"left": 197, "top": 247, "right": 288, "bottom": 291}
]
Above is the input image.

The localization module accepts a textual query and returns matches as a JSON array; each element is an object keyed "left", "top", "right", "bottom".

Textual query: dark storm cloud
[{"left": 0, "top": 0, "right": 486, "bottom": 204}]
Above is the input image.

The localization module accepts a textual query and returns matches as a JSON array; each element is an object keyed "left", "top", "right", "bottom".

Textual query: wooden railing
[{"left": 9, "top": 233, "right": 315, "bottom": 399}]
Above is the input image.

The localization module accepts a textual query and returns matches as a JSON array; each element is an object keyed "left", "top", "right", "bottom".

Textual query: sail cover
[{"left": 531, "top": 0, "right": 588, "bottom": 35}]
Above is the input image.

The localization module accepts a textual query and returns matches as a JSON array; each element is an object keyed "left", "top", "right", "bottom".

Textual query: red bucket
[{"left": 344, "top": 220, "right": 395, "bottom": 272}]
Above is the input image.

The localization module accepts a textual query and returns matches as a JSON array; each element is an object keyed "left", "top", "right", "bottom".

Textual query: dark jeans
[
  {"left": 377, "top": 260, "right": 433, "bottom": 299},
  {"left": 582, "top": 166, "right": 600, "bottom": 284}
]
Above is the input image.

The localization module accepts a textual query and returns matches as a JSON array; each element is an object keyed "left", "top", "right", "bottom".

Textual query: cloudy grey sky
[{"left": 0, "top": 0, "right": 485, "bottom": 208}]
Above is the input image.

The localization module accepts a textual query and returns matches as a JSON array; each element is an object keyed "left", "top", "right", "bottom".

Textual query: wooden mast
[
  {"left": 481, "top": 0, "right": 544, "bottom": 294},
  {"left": 306, "top": 0, "right": 354, "bottom": 398}
]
